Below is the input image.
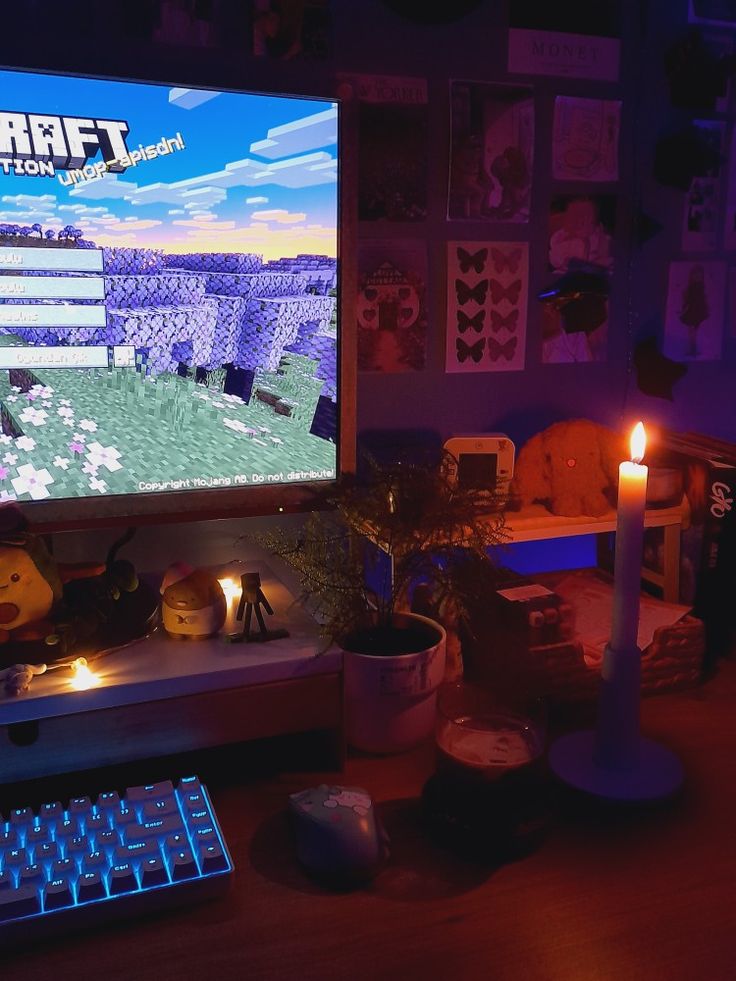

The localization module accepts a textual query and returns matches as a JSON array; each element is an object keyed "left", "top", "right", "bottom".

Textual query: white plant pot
[{"left": 343, "top": 612, "right": 446, "bottom": 754}]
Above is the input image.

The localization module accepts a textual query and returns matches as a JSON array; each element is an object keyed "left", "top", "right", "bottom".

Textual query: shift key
[{"left": 126, "top": 815, "right": 184, "bottom": 843}]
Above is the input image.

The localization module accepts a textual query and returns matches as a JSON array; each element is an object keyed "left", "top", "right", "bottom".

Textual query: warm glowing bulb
[
  {"left": 69, "top": 657, "right": 100, "bottom": 691},
  {"left": 630, "top": 421, "right": 646, "bottom": 465}
]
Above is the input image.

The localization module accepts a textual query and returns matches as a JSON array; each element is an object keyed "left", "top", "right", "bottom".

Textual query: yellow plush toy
[{"left": 512, "top": 419, "right": 625, "bottom": 517}]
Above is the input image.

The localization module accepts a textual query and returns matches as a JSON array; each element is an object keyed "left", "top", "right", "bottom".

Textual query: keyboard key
[
  {"left": 182, "top": 792, "right": 206, "bottom": 812},
  {"left": 97, "top": 830, "right": 119, "bottom": 851},
  {"left": 109, "top": 863, "right": 137, "bottom": 895},
  {"left": 77, "top": 871, "right": 105, "bottom": 903},
  {"left": 0, "top": 871, "right": 13, "bottom": 892},
  {"left": 52, "top": 858, "right": 74, "bottom": 880},
  {"left": 43, "top": 878, "right": 73, "bottom": 911},
  {"left": 114, "top": 806, "right": 136, "bottom": 827},
  {"left": 69, "top": 797, "right": 92, "bottom": 817},
  {"left": 86, "top": 813, "right": 108, "bottom": 836},
  {"left": 56, "top": 818, "right": 80, "bottom": 841},
  {"left": 66, "top": 836, "right": 90, "bottom": 861},
  {"left": 199, "top": 844, "right": 228, "bottom": 874},
  {"left": 0, "top": 885, "right": 41, "bottom": 921},
  {"left": 97, "top": 792, "right": 121, "bottom": 810},
  {"left": 0, "top": 829, "right": 18, "bottom": 849},
  {"left": 4, "top": 850, "right": 27, "bottom": 871},
  {"left": 193, "top": 829, "right": 218, "bottom": 850},
  {"left": 115, "top": 841, "right": 160, "bottom": 865},
  {"left": 36, "top": 842, "right": 59, "bottom": 864},
  {"left": 188, "top": 810, "right": 214, "bottom": 829},
  {"left": 140, "top": 856, "right": 168, "bottom": 887},
  {"left": 127, "top": 816, "right": 184, "bottom": 843},
  {"left": 142, "top": 798, "right": 179, "bottom": 819},
  {"left": 178, "top": 776, "right": 201, "bottom": 794},
  {"left": 83, "top": 851, "right": 107, "bottom": 873},
  {"left": 170, "top": 849, "right": 197, "bottom": 881},
  {"left": 38, "top": 802, "right": 63, "bottom": 822},
  {"left": 164, "top": 833, "right": 188, "bottom": 854},
  {"left": 19, "top": 865, "right": 45, "bottom": 889},
  {"left": 125, "top": 781, "right": 174, "bottom": 804}
]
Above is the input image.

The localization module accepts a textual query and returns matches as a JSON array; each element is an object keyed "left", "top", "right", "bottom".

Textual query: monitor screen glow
[{"left": 0, "top": 68, "right": 341, "bottom": 527}]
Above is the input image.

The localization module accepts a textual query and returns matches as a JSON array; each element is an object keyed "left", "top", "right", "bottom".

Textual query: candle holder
[{"left": 549, "top": 641, "right": 683, "bottom": 801}]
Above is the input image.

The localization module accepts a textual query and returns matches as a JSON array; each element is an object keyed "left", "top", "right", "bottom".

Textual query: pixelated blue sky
[{"left": 0, "top": 69, "right": 338, "bottom": 259}]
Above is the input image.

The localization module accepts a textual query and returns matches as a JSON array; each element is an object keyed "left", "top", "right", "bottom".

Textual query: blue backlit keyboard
[{"left": 0, "top": 776, "right": 233, "bottom": 943}]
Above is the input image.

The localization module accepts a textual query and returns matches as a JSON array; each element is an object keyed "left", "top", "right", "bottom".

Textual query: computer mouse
[{"left": 288, "top": 784, "right": 389, "bottom": 884}]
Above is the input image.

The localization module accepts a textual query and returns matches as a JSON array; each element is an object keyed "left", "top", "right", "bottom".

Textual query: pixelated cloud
[
  {"left": 249, "top": 106, "right": 337, "bottom": 160},
  {"left": 70, "top": 174, "right": 137, "bottom": 201},
  {"left": 246, "top": 196, "right": 268, "bottom": 204},
  {"left": 168, "top": 87, "right": 221, "bottom": 110},
  {"left": 167, "top": 208, "right": 186, "bottom": 215},
  {"left": 106, "top": 219, "right": 162, "bottom": 232},
  {"left": 1, "top": 193, "right": 57, "bottom": 207},
  {"left": 172, "top": 218, "right": 236, "bottom": 230},
  {"left": 251, "top": 209, "right": 307, "bottom": 224}
]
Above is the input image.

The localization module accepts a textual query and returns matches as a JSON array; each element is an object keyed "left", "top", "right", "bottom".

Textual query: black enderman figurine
[{"left": 232, "top": 572, "right": 289, "bottom": 643}]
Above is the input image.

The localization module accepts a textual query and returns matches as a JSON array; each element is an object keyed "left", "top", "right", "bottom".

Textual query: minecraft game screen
[{"left": 0, "top": 68, "right": 338, "bottom": 504}]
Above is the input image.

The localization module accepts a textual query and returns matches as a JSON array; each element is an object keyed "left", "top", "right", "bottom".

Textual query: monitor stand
[{"left": 0, "top": 518, "right": 343, "bottom": 783}]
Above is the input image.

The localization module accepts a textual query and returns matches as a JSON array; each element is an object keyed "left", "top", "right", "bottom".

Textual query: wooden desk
[{"left": 4, "top": 660, "right": 736, "bottom": 981}]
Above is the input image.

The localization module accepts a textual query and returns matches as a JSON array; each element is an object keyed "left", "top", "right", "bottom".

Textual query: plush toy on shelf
[
  {"left": 160, "top": 563, "right": 227, "bottom": 640},
  {"left": 512, "top": 419, "right": 625, "bottom": 518}
]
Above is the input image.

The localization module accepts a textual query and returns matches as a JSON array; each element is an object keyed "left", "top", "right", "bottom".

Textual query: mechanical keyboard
[{"left": 0, "top": 775, "right": 233, "bottom": 944}]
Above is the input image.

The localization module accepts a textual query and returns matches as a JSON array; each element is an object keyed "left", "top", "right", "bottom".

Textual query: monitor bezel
[{"left": 0, "top": 64, "right": 356, "bottom": 532}]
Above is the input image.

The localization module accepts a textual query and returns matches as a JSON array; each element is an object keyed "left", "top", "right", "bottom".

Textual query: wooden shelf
[{"left": 504, "top": 499, "right": 687, "bottom": 542}]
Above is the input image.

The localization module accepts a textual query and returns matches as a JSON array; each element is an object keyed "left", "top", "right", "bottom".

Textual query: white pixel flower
[
  {"left": 10, "top": 386, "right": 20, "bottom": 393},
  {"left": 223, "top": 418, "right": 248, "bottom": 434},
  {"left": 0, "top": 435, "right": 12, "bottom": 445},
  {"left": 57, "top": 406, "right": 74, "bottom": 419},
  {"left": 5, "top": 396, "right": 17, "bottom": 404},
  {"left": 19, "top": 407, "right": 48, "bottom": 427},
  {"left": 86, "top": 442, "right": 122, "bottom": 473},
  {"left": 82, "top": 461, "right": 99, "bottom": 476},
  {"left": 79, "top": 419, "right": 98, "bottom": 433},
  {"left": 62, "top": 418, "right": 73, "bottom": 427},
  {"left": 258, "top": 426, "right": 271, "bottom": 434},
  {"left": 72, "top": 433, "right": 87, "bottom": 442},
  {"left": 221, "top": 393, "right": 242, "bottom": 404},
  {"left": 15, "top": 436, "right": 36, "bottom": 452},
  {"left": 11, "top": 463, "right": 54, "bottom": 501},
  {"left": 0, "top": 490, "right": 17, "bottom": 503},
  {"left": 52, "top": 456, "right": 70, "bottom": 470},
  {"left": 3, "top": 453, "right": 17, "bottom": 465},
  {"left": 59, "top": 399, "right": 71, "bottom": 406},
  {"left": 269, "top": 436, "right": 283, "bottom": 445},
  {"left": 89, "top": 476, "right": 108, "bottom": 494},
  {"left": 212, "top": 401, "right": 224, "bottom": 409}
]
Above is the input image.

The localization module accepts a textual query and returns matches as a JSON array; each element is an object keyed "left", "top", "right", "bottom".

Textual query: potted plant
[{"left": 255, "top": 454, "right": 507, "bottom": 754}]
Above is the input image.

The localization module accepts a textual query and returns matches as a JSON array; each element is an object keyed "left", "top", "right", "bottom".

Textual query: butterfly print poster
[
  {"left": 357, "top": 241, "right": 428, "bottom": 372},
  {"left": 446, "top": 241, "right": 528, "bottom": 373}
]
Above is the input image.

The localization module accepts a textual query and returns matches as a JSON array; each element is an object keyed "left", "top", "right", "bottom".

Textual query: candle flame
[
  {"left": 630, "top": 421, "right": 646, "bottom": 464},
  {"left": 218, "top": 577, "right": 241, "bottom": 602},
  {"left": 69, "top": 657, "right": 100, "bottom": 691}
]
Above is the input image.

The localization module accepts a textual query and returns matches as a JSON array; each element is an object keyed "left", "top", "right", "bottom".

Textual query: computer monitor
[{"left": 0, "top": 67, "right": 353, "bottom": 530}]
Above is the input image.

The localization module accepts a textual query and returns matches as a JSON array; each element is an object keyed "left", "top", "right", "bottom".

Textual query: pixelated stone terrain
[{"left": 0, "top": 245, "right": 338, "bottom": 502}]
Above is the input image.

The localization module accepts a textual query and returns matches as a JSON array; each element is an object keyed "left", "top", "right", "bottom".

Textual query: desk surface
[{"left": 5, "top": 659, "right": 736, "bottom": 981}]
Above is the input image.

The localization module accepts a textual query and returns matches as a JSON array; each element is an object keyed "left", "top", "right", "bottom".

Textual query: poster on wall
[
  {"left": 664, "top": 260, "right": 726, "bottom": 361},
  {"left": 357, "top": 242, "right": 428, "bottom": 373},
  {"left": 681, "top": 120, "right": 725, "bottom": 253},
  {"left": 338, "top": 74, "right": 428, "bottom": 222},
  {"left": 251, "top": 0, "right": 331, "bottom": 59},
  {"left": 448, "top": 81, "right": 534, "bottom": 223},
  {"left": 508, "top": 1, "right": 621, "bottom": 81},
  {"left": 542, "top": 195, "right": 615, "bottom": 363},
  {"left": 445, "top": 241, "right": 528, "bottom": 374},
  {"left": 552, "top": 97, "right": 621, "bottom": 183},
  {"left": 722, "top": 127, "right": 736, "bottom": 251},
  {"left": 548, "top": 195, "right": 616, "bottom": 275}
]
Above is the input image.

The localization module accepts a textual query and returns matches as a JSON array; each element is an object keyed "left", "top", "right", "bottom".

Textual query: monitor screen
[{"left": 0, "top": 67, "right": 344, "bottom": 528}]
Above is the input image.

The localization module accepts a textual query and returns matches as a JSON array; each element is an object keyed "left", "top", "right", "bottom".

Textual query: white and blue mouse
[{"left": 288, "top": 784, "right": 389, "bottom": 884}]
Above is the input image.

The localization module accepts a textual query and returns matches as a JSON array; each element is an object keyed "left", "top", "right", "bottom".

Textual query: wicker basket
[{"left": 517, "top": 615, "right": 705, "bottom": 703}]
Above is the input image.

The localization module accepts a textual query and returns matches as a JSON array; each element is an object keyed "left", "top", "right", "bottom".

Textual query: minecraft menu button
[{"left": 0, "top": 247, "right": 103, "bottom": 272}]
